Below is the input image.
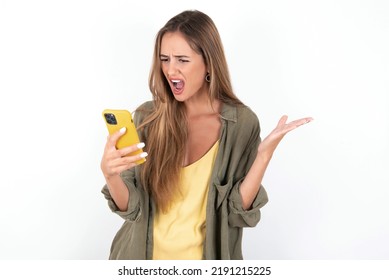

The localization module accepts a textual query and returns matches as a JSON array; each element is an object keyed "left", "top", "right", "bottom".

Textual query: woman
[{"left": 101, "top": 10, "right": 312, "bottom": 260}]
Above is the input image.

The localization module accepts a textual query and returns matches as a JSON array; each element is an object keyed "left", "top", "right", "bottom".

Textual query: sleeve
[
  {"left": 100, "top": 102, "right": 152, "bottom": 221},
  {"left": 228, "top": 183, "right": 268, "bottom": 227},
  {"left": 227, "top": 108, "right": 269, "bottom": 227},
  {"left": 101, "top": 167, "right": 142, "bottom": 222}
]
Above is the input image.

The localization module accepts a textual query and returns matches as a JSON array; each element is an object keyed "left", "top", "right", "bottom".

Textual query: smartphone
[{"left": 102, "top": 109, "right": 145, "bottom": 164}]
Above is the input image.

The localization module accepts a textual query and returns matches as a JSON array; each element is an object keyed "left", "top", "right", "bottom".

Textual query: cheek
[
  {"left": 161, "top": 66, "right": 171, "bottom": 82},
  {"left": 192, "top": 70, "right": 206, "bottom": 86},
  {"left": 160, "top": 64, "right": 168, "bottom": 75},
  {"left": 187, "top": 65, "right": 206, "bottom": 83}
]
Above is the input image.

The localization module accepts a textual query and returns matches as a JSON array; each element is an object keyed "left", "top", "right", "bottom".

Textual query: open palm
[{"left": 258, "top": 115, "right": 313, "bottom": 158}]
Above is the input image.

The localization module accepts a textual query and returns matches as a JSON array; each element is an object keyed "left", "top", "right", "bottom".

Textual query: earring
[{"left": 205, "top": 73, "right": 211, "bottom": 83}]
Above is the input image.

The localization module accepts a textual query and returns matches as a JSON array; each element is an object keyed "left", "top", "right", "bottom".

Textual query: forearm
[
  {"left": 239, "top": 152, "right": 272, "bottom": 210},
  {"left": 105, "top": 174, "right": 130, "bottom": 211}
]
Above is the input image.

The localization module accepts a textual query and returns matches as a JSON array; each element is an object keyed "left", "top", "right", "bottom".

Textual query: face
[{"left": 160, "top": 32, "right": 208, "bottom": 102}]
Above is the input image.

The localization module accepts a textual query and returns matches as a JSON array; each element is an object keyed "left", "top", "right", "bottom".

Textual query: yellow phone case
[{"left": 102, "top": 109, "right": 145, "bottom": 164}]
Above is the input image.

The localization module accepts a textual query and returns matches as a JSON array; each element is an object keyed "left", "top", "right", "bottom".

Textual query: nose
[{"left": 166, "top": 60, "right": 178, "bottom": 77}]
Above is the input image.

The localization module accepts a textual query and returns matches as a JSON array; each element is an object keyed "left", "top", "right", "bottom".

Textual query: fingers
[
  {"left": 105, "top": 127, "right": 127, "bottom": 150},
  {"left": 272, "top": 115, "right": 313, "bottom": 136},
  {"left": 101, "top": 128, "right": 148, "bottom": 177},
  {"left": 101, "top": 146, "right": 148, "bottom": 178},
  {"left": 108, "top": 152, "right": 148, "bottom": 172},
  {"left": 289, "top": 117, "right": 313, "bottom": 128},
  {"left": 259, "top": 116, "right": 313, "bottom": 156},
  {"left": 283, "top": 117, "right": 314, "bottom": 133},
  {"left": 117, "top": 142, "right": 145, "bottom": 157}
]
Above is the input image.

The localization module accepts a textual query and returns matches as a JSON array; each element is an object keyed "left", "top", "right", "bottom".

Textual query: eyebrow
[{"left": 159, "top": 54, "right": 190, "bottom": 59}]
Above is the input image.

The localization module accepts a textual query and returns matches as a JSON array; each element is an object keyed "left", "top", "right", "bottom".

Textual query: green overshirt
[{"left": 102, "top": 101, "right": 269, "bottom": 259}]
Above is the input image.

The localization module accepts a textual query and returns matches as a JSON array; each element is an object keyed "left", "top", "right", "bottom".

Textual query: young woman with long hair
[{"left": 101, "top": 10, "right": 313, "bottom": 260}]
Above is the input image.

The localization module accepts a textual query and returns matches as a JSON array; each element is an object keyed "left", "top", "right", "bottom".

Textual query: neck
[{"left": 184, "top": 96, "right": 221, "bottom": 118}]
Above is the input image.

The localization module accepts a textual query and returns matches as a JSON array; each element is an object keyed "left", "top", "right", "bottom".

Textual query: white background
[{"left": 0, "top": 0, "right": 388, "bottom": 260}]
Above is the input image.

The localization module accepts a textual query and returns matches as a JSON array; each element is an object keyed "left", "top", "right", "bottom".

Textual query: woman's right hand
[{"left": 100, "top": 127, "right": 148, "bottom": 179}]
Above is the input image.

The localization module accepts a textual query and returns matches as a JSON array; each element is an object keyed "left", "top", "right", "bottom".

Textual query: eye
[
  {"left": 160, "top": 56, "right": 169, "bottom": 63},
  {"left": 178, "top": 58, "right": 189, "bottom": 63}
]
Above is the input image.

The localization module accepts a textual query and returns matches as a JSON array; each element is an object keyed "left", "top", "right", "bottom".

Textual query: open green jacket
[{"left": 102, "top": 101, "right": 269, "bottom": 259}]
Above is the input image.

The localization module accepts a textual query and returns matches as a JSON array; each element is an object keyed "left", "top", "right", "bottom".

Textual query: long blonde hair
[{"left": 138, "top": 10, "right": 243, "bottom": 213}]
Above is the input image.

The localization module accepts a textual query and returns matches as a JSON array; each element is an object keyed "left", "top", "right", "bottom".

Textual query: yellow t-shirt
[{"left": 153, "top": 141, "right": 219, "bottom": 260}]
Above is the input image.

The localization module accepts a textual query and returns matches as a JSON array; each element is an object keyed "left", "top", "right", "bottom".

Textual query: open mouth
[
  {"left": 171, "top": 79, "right": 184, "bottom": 89},
  {"left": 171, "top": 79, "right": 184, "bottom": 94}
]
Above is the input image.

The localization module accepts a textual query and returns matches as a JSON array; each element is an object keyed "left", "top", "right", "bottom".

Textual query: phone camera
[{"left": 104, "top": 113, "right": 117, "bottom": 125}]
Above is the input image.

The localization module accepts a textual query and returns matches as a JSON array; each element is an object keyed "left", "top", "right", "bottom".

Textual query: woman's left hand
[{"left": 258, "top": 115, "right": 313, "bottom": 160}]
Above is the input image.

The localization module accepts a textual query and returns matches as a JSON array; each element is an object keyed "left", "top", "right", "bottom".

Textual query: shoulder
[
  {"left": 135, "top": 100, "right": 154, "bottom": 112},
  {"left": 133, "top": 100, "right": 154, "bottom": 124},
  {"left": 222, "top": 103, "right": 260, "bottom": 129},
  {"left": 221, "top": 103, "right": 261, "bottom": 147},
  {"left": 236, "top": 105, "right": 260, "bottom": 125},
  {"left": 236, "top": 105, "right": 261, "bottom": 139}
]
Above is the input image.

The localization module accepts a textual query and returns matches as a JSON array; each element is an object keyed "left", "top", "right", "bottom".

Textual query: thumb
[{"left": 277, "top": 115, "right": 288, "bottom": 127}]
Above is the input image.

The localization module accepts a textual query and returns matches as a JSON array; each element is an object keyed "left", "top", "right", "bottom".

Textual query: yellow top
[{"left": 153, "top": 141, "right": 219, "bottom": 260}]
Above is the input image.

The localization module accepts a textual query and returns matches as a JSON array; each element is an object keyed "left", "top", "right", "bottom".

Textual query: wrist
[
  {"left": 256, "top": 150, "right": 273, "bottom": 164},
  {"left": 104, "top": 173, "right": 121, "bottom": 183}
]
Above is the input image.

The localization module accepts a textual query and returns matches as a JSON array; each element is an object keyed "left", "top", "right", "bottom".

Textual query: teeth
[{"left": 171, "top": 79, "right": 181, "bottom": 83}]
